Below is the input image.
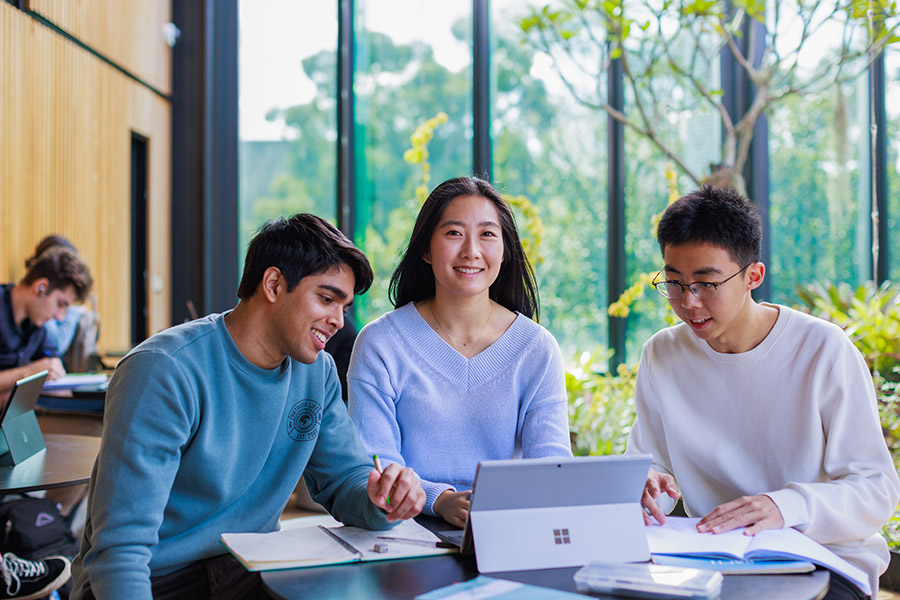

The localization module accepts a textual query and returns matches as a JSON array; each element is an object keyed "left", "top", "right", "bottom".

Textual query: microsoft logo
[{"left": 553, "top": 528, "right": 571, "bottom": 545}]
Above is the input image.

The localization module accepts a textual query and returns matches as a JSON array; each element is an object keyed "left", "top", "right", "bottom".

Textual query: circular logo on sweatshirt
[{"left": 287, "top": 400, "right": 321, "bottom": 441}]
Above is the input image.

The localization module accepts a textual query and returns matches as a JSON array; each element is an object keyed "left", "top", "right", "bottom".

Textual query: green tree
[
  {"left": 520, "top": 0, "right": 899, "bottom": 192},
  {"left": 769, "top": 83, "right": 863, "bottom": 301}
]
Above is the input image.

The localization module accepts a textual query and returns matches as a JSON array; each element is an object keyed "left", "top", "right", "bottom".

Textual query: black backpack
[{"left": 0, "top": 495, "right": 79, "bottom": 560}]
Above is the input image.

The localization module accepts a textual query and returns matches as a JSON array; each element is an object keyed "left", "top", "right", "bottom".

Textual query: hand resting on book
[{"left": 697, "top": 494, "right": 785, "bottom": 535}]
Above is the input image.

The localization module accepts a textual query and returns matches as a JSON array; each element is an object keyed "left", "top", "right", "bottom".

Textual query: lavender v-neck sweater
[{"left": 348, "top": 302, "right": 572, "bottom": 514}]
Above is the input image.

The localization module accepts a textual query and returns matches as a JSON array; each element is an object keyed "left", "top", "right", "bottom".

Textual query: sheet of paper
[
  {"left": 332, "top": 518, "right": 452, "bottom": 560},
  {"left": 222, "top": 526, "right": 355, "bottom": 568},
  {"left": 646, "top": 517, "right": 751, "bottom": 558}
]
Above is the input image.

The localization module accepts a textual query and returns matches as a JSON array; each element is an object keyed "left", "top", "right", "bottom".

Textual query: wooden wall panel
[
  {"left": 0, "top": 3, "right": 171, "bottom": 353},
  {"left": 28, "top": 0, "right": 172, "bottom": 95}
]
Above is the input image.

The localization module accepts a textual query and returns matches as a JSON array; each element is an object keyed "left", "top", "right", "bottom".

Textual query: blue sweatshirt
[
  {"left": 72, "top": 312, "right": 391, "bottom": 600},
  {"left": 348, "top": 302, "right": 572, "bottom": 514}
]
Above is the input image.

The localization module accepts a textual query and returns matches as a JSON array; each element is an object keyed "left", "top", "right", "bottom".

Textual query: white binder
[{"left": 467, "top": 455, "right": 652, "bottom": 573}]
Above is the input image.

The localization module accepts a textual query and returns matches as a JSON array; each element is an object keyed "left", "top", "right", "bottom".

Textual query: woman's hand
[
  {"left": 641, "top": 468, "right": 679, "bottom": 525},
  {"left": 433, "top": 489, "right": 471, "bottom": 528}
]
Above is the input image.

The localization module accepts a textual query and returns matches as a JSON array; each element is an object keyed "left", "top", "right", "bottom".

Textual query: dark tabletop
[
  {"left": 262, "top": 553, "right": 830, "bottom": 600},
  {"left": 0, "top": 433, "right": 100, "bottom": 493},
  {"left": 262, "top": 515, "right": 830, "bottom": 600}
]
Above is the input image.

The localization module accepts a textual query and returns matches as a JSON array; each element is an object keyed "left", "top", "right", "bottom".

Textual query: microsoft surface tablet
[
  {"left": 0, "top": 370, "right": 48, "bottom": 465},
  {"left": 467, "top": 454, "right": 652, "bottom": 572}
]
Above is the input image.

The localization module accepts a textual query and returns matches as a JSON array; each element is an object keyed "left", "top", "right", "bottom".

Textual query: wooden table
[{"left": 0, "top": 433, "right": 100, "bottom": 493}]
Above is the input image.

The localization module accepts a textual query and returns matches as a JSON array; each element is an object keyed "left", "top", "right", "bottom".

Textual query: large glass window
[
  {"left": 621, "top": 8, "right": 719, "bottom": 361},
  {"left": 769, "top": 77, "right": 867, "bottom": 299},
  {"left": 238, "top": 1, "right": 338, "bottom": 262},
  {"left": 492, "top": 0, "right": 609, "bottom": 356},
  {"left": 768, "top": 7, "right": 870, "bottom": 300},
  {"left": 888, "top": 47, "right": 900, "bottom": 280},
  {"left": 235, "top": 2, "right": 899, "bottom": 359},
  {"left": 353, "top": 1, "right": 474, "bottom": 323}
]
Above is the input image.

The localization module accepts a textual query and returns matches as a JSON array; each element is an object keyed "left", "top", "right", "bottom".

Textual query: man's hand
[
  {"left": 642, "top": 469, "right": 680, "bottom": 525},
  {"left": 36, "top": 357, "right": 66, "bottom": 380},
  {"left": 697, "top": 494, "right": 784, "bottom": 535},
  {"left": 367, "top": 463, "right": 425, "bottom": 522},
  {"left": 433, "top": 490, "right": 470, "bottom": 528}
]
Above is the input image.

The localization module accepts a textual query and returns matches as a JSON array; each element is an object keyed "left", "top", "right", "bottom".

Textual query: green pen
[{"left": 373, "top": 454, "right": 390, "bottom": 506}]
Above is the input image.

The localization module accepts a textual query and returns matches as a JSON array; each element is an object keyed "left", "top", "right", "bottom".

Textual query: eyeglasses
[{"left": 652, "top": 264, "right": 750, "bottom": 300}]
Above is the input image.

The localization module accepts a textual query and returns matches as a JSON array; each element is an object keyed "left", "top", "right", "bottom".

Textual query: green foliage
[
  {"left": 793, "top": 281, "right": 900, "bottom": 548},
  {"left": 768, "top": 86, "right": 862, "bottom": 304},
  {"left": 879, "top": 376, "right": 900, "bottom": 550},
  {"left": 880, "top": 376, "right": 900, "bottom": 465},
  {"left": 503, "top": 194, "right": 545, "bottom": 266},
  {"left": 608, "top": 161, "right": 681, "bottom": 320},
  {"left": 794, "top": 281, "right": 900, "bottom": 379},
  {"left": 403, "top": 112, "right": 449, "bottom": 203},
  {"left": 566, "top": 347, "right": 638, "bottom": 456},
  {"left": 882, "top": 509, "right": 900, "bottom": 551}
]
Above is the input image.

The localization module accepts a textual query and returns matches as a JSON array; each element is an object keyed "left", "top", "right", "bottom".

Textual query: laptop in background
[
  {"left": 0, "top": 370, "right": 48, "bottom": 465},
  {"left": 459, "top": 454, "right": 651, "bottom": 573}
]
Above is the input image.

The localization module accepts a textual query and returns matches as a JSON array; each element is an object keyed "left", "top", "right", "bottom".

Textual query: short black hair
[
  {"left": 22, "top": 246, "right": 93, "bottom": 302},
  {"left": 389, "top": 177, "right": 540, "bottom": 319},
  {"left": 657, "top": 185, "right": 761, "bottom": 267},
  {"left": 237, "top": 213, "right": 373, "bottom": 300}
]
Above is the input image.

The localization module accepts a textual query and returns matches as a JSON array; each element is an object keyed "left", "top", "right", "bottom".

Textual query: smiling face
[
  {"left": 270, "top": 264, "right": 356, "bottom": 364},
  {"left": 26, "top": 282, "right": 76, "bottom": 327},
  {"left": 425, "top": 194, "right": 504, "bottom": 301},
  {"left": 662, "top": 242, "right": 764, "bottom": 352}
]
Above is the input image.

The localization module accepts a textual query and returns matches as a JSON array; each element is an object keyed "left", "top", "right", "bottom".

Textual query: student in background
[
  {"left": 24, "top": 235, "right": 86, "bottom": 357},
  {"left": 628, "top": 185, "right": 900, "bottom": 599},
  {"left": 348, "top": 177, "right": 571, "bottom": 528},
  {"left": 71, "top": 214, "right": 425, "bottom": 600},
  {"left": 0, "top": 246, "right": 93, "bottom": 397}
]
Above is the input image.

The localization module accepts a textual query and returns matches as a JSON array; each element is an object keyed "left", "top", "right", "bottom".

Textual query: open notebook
[
  {"left": 221, "top": 517, "right": 455, "bottom": 571},
  {"left": 647, "top": 517, "right": 869, "bottom": 596}
]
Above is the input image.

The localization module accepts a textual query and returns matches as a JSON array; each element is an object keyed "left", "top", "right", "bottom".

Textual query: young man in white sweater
[{"left": 627, "top": 185, "right": 900, "bottom": 599}]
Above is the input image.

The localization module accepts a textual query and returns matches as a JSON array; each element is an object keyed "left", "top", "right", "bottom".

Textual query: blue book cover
[{"left": 652, "top": 554, "right": 815, "bottom": 574}]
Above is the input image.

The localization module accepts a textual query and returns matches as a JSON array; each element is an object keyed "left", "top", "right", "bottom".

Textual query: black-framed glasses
[{"left": 652, "top": 264, "right": 751, "bottom": 300}]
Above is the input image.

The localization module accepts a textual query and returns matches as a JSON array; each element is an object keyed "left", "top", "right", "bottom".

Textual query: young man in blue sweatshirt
[{"left": 71, "top": 214, "right": 426, "bottom": 600}]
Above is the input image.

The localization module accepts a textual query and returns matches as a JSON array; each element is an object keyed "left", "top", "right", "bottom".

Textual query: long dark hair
[{"left": 389, "top": 177, "right": 539, "bottom": 320}]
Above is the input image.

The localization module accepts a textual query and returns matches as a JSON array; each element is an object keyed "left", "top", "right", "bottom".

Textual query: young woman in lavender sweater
[{"left": 349, "top": 177, "right": 572, "bottom": 527}]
